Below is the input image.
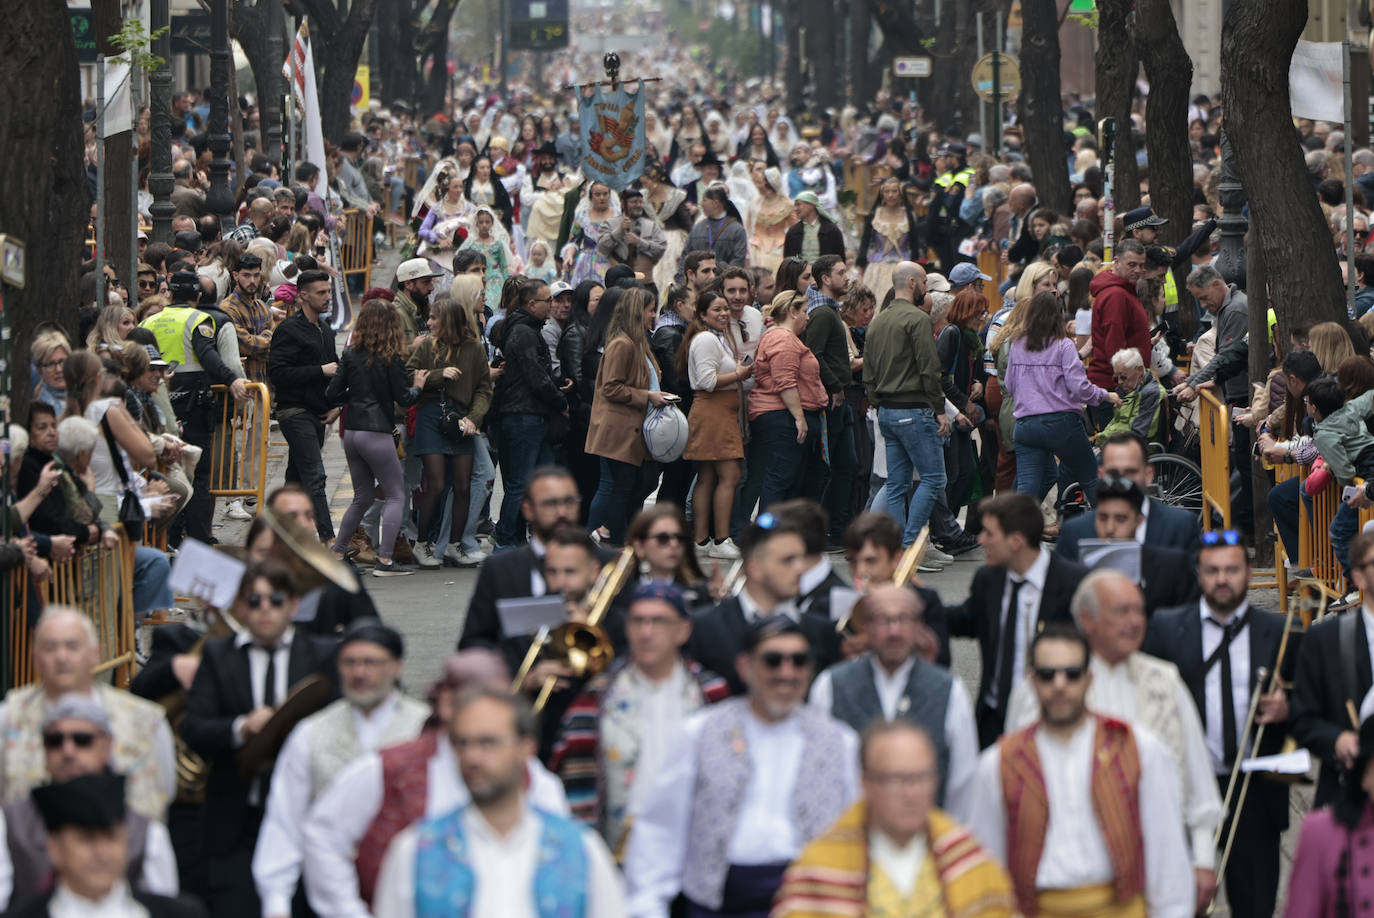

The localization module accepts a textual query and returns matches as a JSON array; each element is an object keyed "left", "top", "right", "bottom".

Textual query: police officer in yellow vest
[
  {"left": 140, "top": 271, "right": 246, "bottom": 546},
  {"left": 929, "top": 141, "right": 976, "bottom": 273}
]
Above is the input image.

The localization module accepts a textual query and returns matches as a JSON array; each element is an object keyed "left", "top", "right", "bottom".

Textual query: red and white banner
[{"left": 283, "top": 23, "right": 328, "bottom": 199}]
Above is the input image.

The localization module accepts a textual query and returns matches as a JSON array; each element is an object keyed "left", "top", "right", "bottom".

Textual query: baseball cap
[
  {"left": 551, "top": 281, "right": 574, "bottom": 298},
  {"left": 925, "top": 273, "right": 951, "bottom": 293},
  {"left": 395, "top": 258, "right": 443, "bottom": 283},
  {"left": 949, "top": 263, "right": 992, "bottom": 286}
]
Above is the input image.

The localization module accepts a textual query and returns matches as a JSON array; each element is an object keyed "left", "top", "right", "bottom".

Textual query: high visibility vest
[
  {"left": 934, "top": 167, "right": 975, "bottom": 190},
  {"left": 140, "top": 306, "right": 213, "bottom": 374},
  {"left": 1163, "top": 269, "right": 1178, "bottom": 308}
]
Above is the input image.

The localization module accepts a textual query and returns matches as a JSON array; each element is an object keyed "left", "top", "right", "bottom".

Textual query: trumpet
[{"left": 511, "top": 547, "right": 637, "bottom": 712}]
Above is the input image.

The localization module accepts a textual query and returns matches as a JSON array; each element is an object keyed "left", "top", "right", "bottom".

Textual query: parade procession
[{"left": 11, "top": 0, "right": 1374, "bottom": 914}]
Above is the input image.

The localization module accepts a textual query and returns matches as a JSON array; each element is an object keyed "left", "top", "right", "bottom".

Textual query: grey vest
[
  {"left": 828, "top": 654, "right": 952, "bottom": 803},
  {"left": 5, "top": 799, "right": 148, "bottom": 909}
]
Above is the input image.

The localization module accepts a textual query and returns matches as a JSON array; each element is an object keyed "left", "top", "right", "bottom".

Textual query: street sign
[
  {"left": 70, "top": 11, "right": 97, "bottom": 64},
  {"left": 170, "top": 12, "right": 211, "bottom": 55},
  {"left": 893, "top": 56, "right": 933, "bottom": 78},
  {"left": 509, "top": 0, "right": 570, "bottom": 51},
  {"left": 971, "top": 52, "right": 1020, "bottom": 103}
]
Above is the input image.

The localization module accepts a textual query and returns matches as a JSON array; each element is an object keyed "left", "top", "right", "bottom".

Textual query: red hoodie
[{"left": 1087, "top": 269, "right": 1153, "bottom": 389}]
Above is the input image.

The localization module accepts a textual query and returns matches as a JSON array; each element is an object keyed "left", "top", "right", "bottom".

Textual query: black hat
[
  {"left": 741, "top": 615, "right": 810, "bottom": 654},
  {"left": 621, "top": 186, "right": 644, "bottom": 199},
  {"left": 698, "top": 148, "right": 723, "bottom": 170},
  {"left": 32, "top": 772, "right": 126, "bottom": 832},
  {"left": 339, "top": 617, "right": 404, "bottom": 659},
  {"left": 173, "top": 230, "right": 203, "bottom": 253},
  {"left": 536, "top": 141, "right": 559, "bottom": 158},
  {"left": 1123, "top": 206, "right": 1168, "bottom": 232}
]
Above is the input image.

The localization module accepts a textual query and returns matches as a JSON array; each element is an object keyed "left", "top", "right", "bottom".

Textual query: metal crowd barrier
[
  {"left": 208, "top": 382, "right": 270, "bottom": 508},
  {"left": 6, "top": 532, "right": 138, "bottom": 691},
  {"left": 1197, "top": 389, "right": 1231, "bottom": 531}
]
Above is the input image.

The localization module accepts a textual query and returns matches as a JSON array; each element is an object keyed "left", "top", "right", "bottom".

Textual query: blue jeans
[
  {"left": 587, "top": 456, "right": 660, "bottom": 545},
  {"left": 1268, "top": 477, "right": 1304, "bottom": 564},
  {"left": 460, "top": 435, "right": 496, "bottom": 553},
  {"left": 1013, "top": 411, "right": 1100, "bottom": 506},
  {"left": 878, "top": 407, "right": 947, "bottom": 546},
  {"left": 1333, "top": 502, "right": 1361, "bottom": 582},
  {"left": 494, "top": 414, "right": 552, "bottom": 548},
  {"left": 751, "top": 409, "right": 827, "bottom": 516},
  {"left": 132, "top": 545, "right": 173, "bottom": 616}
]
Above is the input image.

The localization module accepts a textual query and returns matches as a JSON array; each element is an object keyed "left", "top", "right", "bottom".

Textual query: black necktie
[
  {"left": 1210, "top": 618, "right": 1242, "bottom": 767},
  {"left": 261, "top": 645, "right": 278, "bottom": 708},
  {"left": 996, "top": 578, "right": 1026, "bottom": 709}
]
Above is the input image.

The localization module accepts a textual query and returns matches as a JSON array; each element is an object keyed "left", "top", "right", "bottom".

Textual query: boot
[
  {"left": 348, "top": 527, "right": 378, "bottom": 565},
  {"left": 392, "top": 533, "right": 416, "bottom": 565}
]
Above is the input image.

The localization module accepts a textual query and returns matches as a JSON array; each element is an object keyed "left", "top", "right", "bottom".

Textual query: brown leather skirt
[{"left": 684, "top": 387, "right": 744, "bottom": 461}]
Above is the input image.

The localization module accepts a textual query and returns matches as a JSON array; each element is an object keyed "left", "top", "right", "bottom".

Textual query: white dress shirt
[
  {"left": 1134, "top": 497, "right": 1153, "bottom": 544},
  {"left": 231, "top": 628, "right": 296, "bottom": 746},
  {"left": 1199, "top": 599, "right": 1251, "bottom": 774},
  {"left": 736, "top": 587, "right": 800, "bottom": 623},
  {"left": 808, "top": 658, "right": 980, "bottom": 824},
  {"left": 372, "top": 801, "right": 626, "bottom": 918},
  {"left": 967, "top": 719, "right": 1194, "bottom": 917},
  {"left": 302, "top": 735, "right": 569, "bottom": 918},
  {"left": 1004, "top": 654, "right": 1223, "bottom": 870},
  {"left": 254, "top": 693, "right": 405, "bottom": 917},
  {"left": 870, "top": 829, "right": 928, "bottom": 898},
  {"left": 49, "top": 881, "right": 144, "bottom": 918},
  {"left": 628, "top": 664, "right": 688, "bottom": 813},
  {"left": 989, "top": 548, "right": 1052, "bottom": 707},
  {"left": 0, "top": 812, "right": 177, "bottom": 911},
  {"left": 529, "top": 536, "right": 548, "bottom": 596},
  {"left": 797, "top": 557, "right": 833, "bottom": 612},
  {"left": 623, "top": 704, "right": 861, "bottom": 918}
]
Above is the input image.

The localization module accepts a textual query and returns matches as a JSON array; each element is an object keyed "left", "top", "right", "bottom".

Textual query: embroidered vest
[
  {"left": 828, "top": 655, "right": 952, "bottom": 804},
  {"left": 867, "top": 855, "right": 944, "bottom": 918},
  {"left": 1, "top": 684, "right": 169, "bottom": 820},
  {"left": 1126, "top": 654, "right": 1187, "bottom": 785},
  {"left": 4, "top": 799, "right": 149, "bottom": 908},
  {"left": 305, "top": 696, "right": 431, "bottom": 794},
  {"left": 681, "top": 697, "right": 852, "bottom": 910},
  {"left": 355, "top": 729, "right": 439, "bottom": 905},
  {"left": 999, "top": 717, "right": 1145, "bottom": 916},
  {"left": 413, "top": 806, "right": 587, "bottom": 918}
]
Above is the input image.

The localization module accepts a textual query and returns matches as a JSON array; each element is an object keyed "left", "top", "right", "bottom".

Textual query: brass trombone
[{"left": 511, "top": 547, "right": 637, "bottom": 711}]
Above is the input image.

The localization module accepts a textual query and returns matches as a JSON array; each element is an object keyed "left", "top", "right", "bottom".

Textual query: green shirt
[
  {"left": 863, "top": 299, "right": 944, "bottom": 409},
  {"left": 801, "top": 220, "right": 821, "bottom": 261}
]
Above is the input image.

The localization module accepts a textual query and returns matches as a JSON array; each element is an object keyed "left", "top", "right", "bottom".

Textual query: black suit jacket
[
  {"left": 782, "top": 219, "right": 845, "bottom": 258},
  {"left": 1291, "top": 610, "right": 1371, "bottom": 806},
  {"left": 129, "top": 624, "right": 201, "bottom": 701},
  {"left": 4, "top": 890, "right": 206, "bottom": 918},
  {"left": 299, "top": 561, "right": 380, "bottom": 638},
  {"left": 181, "top": 632, "right": 338, "bottom": 855},
  {"left": 687, "top": 597, "right": 843, "bottom": 696},
  {"left": 800, "top": 567, "right": 951, "bottom": 667},
  {"left": 1056, "top": 500, "right": 1203, "bottom": 561},
  {"left": 1142, "top": 601, "right": 1295, "bottom": 828},
  {"left": 948, "top": 554, "right": 1088, "bottom": 744}
]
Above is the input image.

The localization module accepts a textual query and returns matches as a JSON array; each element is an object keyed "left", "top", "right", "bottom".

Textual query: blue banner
[{"left": 578, "top": 84, "right": 647, "bottom": 190}]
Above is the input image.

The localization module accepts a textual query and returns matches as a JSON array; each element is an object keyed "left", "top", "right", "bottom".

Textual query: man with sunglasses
[
  {"left": 0, "top": 694, "right": 179, "bottom": 911},
  {"left": 1005, "top": 571, "right": 1223, "bottom": 914},
  {"left": 626, "top": 617, "right": 860, "bottom": 918},
  {"left": 1141, "top": 532, "right": 1291, "bottom": 918},
  {"left": 968, "top": 622, "right": 1193, "bottom": 917},
  {"left": 551, "top": 581, "right": 730, "bottom": 855},
  {"left": 182, "top": 559, "right": 339, "bottom": 918}
]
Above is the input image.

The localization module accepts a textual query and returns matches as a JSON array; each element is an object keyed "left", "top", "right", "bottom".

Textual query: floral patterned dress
[
  {"left": 862, "top": 212, "right": 914, "bottom": 305},
  {"left": 566, "top": 210, "right": 618, "bottom": 285}
]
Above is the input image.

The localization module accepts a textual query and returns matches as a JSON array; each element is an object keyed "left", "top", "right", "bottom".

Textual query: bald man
[{"left": 228, "top": 197, "right": 276, "bottom": 245}]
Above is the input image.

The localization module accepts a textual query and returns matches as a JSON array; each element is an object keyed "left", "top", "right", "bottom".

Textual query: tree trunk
[
  {"left": 232, "top": 0, "right": 286, "bottom": 173},
  {"left": 1093, "top": 0, "right": 1139, "bottom": 213},
  {"left": 1220, "top": 0, "right": 1349, "bottom": 338},
  {"left": 1134, "top": 0, "right": 1193, "bottom": 243},
  {"left": 92, "top": 0, "right": 133, "bottom": 292},
  {"left": 785, "top": 9, "right": 803, "bottom": 111},
  {"left": 297, "top": 0, "right": 380, "bottom": 141},
  {"left": 848, "top": 0, "right": 869, "bottom": 107},
  {"left": 0, "top": 0, "right": 88, "bottom": 421},
  {"left": 802, "top": 0, "right": 835, "bottom": 111},
  {"left": 1017, "top": 0, "right": 1071, "bottom": 213},
  {"left": 418, "top": 0, "right": 460, "bottom": 118},
  {"left": 375, "top": 0, "right": 408, "bottom": 107},
  {"left": 917, "top": 0, "right": 999, "bottom": 138}
]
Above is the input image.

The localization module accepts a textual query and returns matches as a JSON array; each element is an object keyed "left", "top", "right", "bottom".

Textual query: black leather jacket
[
  {"left": 558, "top": 319, "right": 589, "bottom": 425},
  {"left": 493, "top": 308, "right": 566, "bottom": 417},
  {"left": 325, "top": 349, "right": 421, "bottom": 432},
  {"left": 650, "top": 321, "right": 693, "bottom": 408}
]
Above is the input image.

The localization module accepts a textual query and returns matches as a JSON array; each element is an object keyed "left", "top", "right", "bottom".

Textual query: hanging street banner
[{"left": 578, "top": 83, "right": 647, "bottom": 190}]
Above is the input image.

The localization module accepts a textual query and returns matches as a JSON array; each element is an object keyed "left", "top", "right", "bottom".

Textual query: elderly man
[
  {"left": 0, "top": 695, "right": 178, "bottom": 911},
  {"left": 968, "top": 622, "right": 1195, "bottom": 917},
  {"left": 599, "top": 188, "right": 667, "bottom": 277},
  {"left": 808, "top": 584, "right": 979, "bottom": 822},
  {"left": 551, "top": 582, "right": 729, "bottom": 854},
  {"left": 252, "top": 620, "right": 428, "bottom": 918},
  {"left": 626, "top": 617, "right": 860, "bottom": 918},
  {"left": 302, "top": 650, "right": 569, "bottom": 918},
  {"left": 772, "top": 722, "right": 1015, "bottom": 918},
  {"left": 1006, "top": 571, "right": 1222, "bottom": 914},
  {"left": 0, "top": 608, "right": 174, "bottom": 821}
]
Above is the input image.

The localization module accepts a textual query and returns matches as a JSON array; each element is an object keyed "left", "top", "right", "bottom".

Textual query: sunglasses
[
  {"left": 759, "top": 650, "right": 811, "bottom": 669},
  {"left": 1032, "top": 665, "right": 1086, "bottom": 683},
  {"left": 42, "top": 731, "right": 97, "bottom": 750},
  {"left": 245, "top": 592, "right": 289, "bottom": 609},
  {"left": 1200, "top": 529, "right": 1242, "bottom": 547},
  {"left": 137, "top": 279, "right": 157, "bottom": 290},
  {"left": 649, "top": 532, "right": 685, "bottom": 545}
]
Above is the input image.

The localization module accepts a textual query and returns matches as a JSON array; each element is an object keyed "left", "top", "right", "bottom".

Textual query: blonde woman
[
  {"left": 446, "top": 274, "right": 499, "bottom": 565},
  {"left": 985, "top": 262, "right": 1058, "bottom": 489},
  {"left": 86, "top": 304, "right": 137, "bottom": 354}
]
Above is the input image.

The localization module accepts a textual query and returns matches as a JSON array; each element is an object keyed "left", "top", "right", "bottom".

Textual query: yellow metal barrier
[
  {"left": 10, "top": 533, "right": 138, "bottom": 689},
  {"left": 207, "top": 382, "right": 270, "bottom": 507},
  {"left": 341, "top": 208, "right": 374, "bottom": 293},
  {"left": 1268, "top": 463, "right": 1305, "bottom": 612},
  {"left": 1198, "top": 389, "right": 1231, "bottom": 531},
  {"left": 1309, "top": 479, "right": 1346, "bottom": 597}
]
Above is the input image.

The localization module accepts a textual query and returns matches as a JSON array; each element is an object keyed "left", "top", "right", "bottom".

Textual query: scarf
[{"left": 771, "top": 802, "right": 1016, "bottom": 918}]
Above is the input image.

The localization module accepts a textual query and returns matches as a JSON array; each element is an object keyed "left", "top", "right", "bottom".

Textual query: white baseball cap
[
  {"left": 551, "top": 281, "right": 574, "bottom": 298},
  {"left": 396, "top": 258, "right": 443, "bottom": 283}
]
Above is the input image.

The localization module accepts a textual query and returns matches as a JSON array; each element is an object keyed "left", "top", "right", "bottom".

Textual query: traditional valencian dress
[
  {"left": 746, "top": 191, "right": 796, "bottom": 276},
  {"left": 645, "top": 185, "right": 693, "bottom": 298},
  {"left": 564, "top": 207, "right": 618, "bottom": 286},
  {"left": 862, "top": 210, "right": 915, "bottom": 305}
]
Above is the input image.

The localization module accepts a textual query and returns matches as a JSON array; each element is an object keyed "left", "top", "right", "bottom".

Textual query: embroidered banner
[{"left": 578, "top": 84, "right": 647, "bottom": 190}]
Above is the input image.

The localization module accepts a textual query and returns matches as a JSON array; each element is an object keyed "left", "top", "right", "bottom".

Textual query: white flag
[
  {"left": 101, "top": 60, "right": 133, "bottom": 137},
  {"left": 285, "top": 24, "right": 327, "bottom": 199},
  {"left": 1290, "top": 40, "right": 1345, "bottom": 124}
]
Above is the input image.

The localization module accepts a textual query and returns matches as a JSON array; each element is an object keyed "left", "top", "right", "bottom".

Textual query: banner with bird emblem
[{"left": 578, "top": 82, "right": 647, "bottom": 190}]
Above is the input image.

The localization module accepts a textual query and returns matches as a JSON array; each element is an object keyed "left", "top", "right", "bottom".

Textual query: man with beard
[
  {"left": 1141, "top": 533, "right": 1292, "bottom": 918},
  {"left": 523, "top": 142, "right": 575, "bottom": 245},
  {"left": 626, "top": 618, "right": 859, "bottom": 918},
  {"left": 392, "top": 258, "right": 442, "bottom": 344},
  {"left": 220, "top": 251, "right": 276, "bottom": 520},
  {"left": 968, "top": 622, "right": 1194, "bottom": 917},
  {"left": 599, "top": 187, "right": 667, "bottom": 277},
  {"left": 252, "top": 621, "right": 429, "bottom": 918},
  {"left": 371, "top": 688, "right": 624, "bottom": 918}
]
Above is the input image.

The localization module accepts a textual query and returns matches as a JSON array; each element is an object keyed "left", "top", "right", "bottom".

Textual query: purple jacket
[
  {"left": 1004, "top": 336, "right": 1111, "bottom": 419},
  {"left": 1285, "top": 804, "right": 1374, "bottom": 918}
]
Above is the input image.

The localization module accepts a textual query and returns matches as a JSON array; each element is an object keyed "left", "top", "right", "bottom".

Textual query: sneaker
[
  {"left": 940, "top": 534, "right": 982, "bottom": 556},
  {"left": 1292, "top": 567, "right": 1314, "bottom": 580},
  {"left": 412, "top": 542, "right": 442, "bottom": 570},
  {"left": 225, "top": 499, "right": 252, "bottom": 521},
  {"left": 1331, "top": 590, "right": 1362, "bottom": 612},
  {"left": 372, "top": 559, "right": 415, "bottom": 577},
  {"left": 459, "top": 548, "right": 489, "bottom": 566},
  {"left": 708, "top": 539, "right": 742, "bottom": 560},
  {"left": 917, "top": 561, "right": 945, "bottom": 574},
  {"left": 476, "top": 517, "right": 495, "bottom": 537},
  {"left": 926, "top": 545, "right": 955, "bottom": 564}
]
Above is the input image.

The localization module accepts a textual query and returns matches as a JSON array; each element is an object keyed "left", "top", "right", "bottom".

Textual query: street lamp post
[
  {"left": 1214, "top": 129, "right": 1247, "bottom": 290},
  {"left": 148, "top": 0, "right": 175, "bottom": 245},
  {"left": 206, "top": 0, "right": 236, "bottom": 232}
]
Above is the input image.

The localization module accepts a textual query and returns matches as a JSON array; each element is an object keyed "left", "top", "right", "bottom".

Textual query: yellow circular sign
[{"left": 971, "top": 52, "right": 1021, "bottom": 104}]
